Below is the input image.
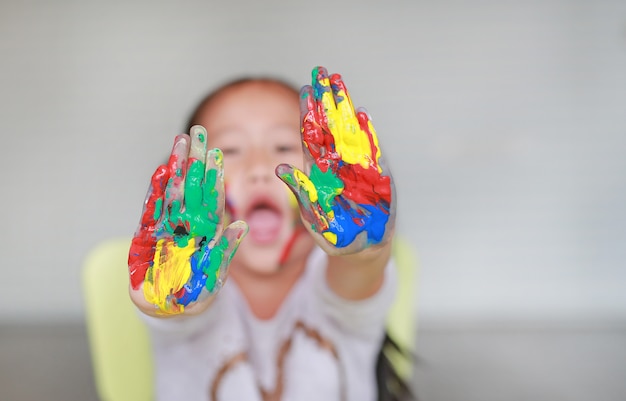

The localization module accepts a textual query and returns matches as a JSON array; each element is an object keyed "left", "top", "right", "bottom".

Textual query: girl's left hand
[{"left": 277, "top": 66, "right": 396, "bottom": 256}]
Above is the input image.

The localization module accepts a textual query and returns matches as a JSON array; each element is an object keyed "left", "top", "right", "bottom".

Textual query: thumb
[
  {"left": 275, "top": 163, "right": 327, "bottom": 233},
  {"left": 275, "top": 163, "right": 319, "bottom": 209},
  {"left": 201, "top": 220, "right": 248, "bottom": 293}
]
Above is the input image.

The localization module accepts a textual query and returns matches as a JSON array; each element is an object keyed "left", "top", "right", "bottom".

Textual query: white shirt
[{"left": 142, "top": 247, "right": 397, "bottom": 401}]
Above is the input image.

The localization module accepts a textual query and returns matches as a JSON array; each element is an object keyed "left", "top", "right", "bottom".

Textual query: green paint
[
  {"left": 202, "top": 168, "right": 218, "bottom": 214},
  {"left": 153, "top": 198, "right": 163, "bottom": 220},
  {"left": 198, "top": 133, "right": 205, "bottom": 143},
  {"left": 312, "top": 66, "right": 320, "bottom": 80},
  {"left": 163, "top": 159, "right": 221, "bottom": 245},
  {"left": 309, "top": 164, "right": 344, "bottom": 214},
  {"left": 144, "top": 264, "right": 154, "bottom": 284},
  {"left": 185, "top": 159, "right": 205, "bottom": 213},
  {"left": 204, "top": 237, "right": 229, "bottom": 291},
  {"left": 279, "top": 172, "right": 297, "bottom": 187}
]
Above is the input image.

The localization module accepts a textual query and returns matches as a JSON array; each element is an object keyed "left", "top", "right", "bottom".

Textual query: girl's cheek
[{"left": 223, "top": 181, "right": 239, "bottom": 219}]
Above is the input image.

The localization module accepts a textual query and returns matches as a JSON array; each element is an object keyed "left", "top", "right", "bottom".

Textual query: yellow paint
[
  {"left": 294, "top": 169, "right": 318, "bottom": 203},
  {"left": 212, "top": 147, "right": 224, "bottom": 174},
  {"left": 143, "top": 238, "right": 196, "bottom": 315},
  {"left": 323, "top": 231, "right": 337, "bottom": 245},
  {"left": 286, "top": 185, "right": 299, "bottom": 210},
  {"left": 292, "top": 168, "right": 334, "bottom": 231},
  {"left": 318, "top": 76, "right": 382, "bottom": 172}
]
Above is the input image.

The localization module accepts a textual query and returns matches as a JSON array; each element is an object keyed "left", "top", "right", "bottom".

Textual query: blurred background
[{"left": 1, "top": 0, "right": 625, "bottom": 400}]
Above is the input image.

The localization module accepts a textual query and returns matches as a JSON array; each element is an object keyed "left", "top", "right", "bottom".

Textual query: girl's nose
[{"left": 245, "top": 147, "right": 273, "bottom": 184}]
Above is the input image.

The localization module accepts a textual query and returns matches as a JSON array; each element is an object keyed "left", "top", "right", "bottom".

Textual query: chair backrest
[
  {"left": 82, "top": 237, "right": 417, "bottom": 400},
  {"left": 82, "top": 238, "right": 154, "bottom": 401},
  {"left": 387, "top": 236, "right": 418, "bottom": 380}
]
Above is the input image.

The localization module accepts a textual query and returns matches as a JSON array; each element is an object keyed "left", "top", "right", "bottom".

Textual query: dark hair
[
  {"left": 377, "top": 333, "right": 416, "bottom": 401},
  {"left": 184, "top": 76, "right": 300, "bottom": 132},
  {"left": 187, "top": 77, "right": 415, "bottom": 401}
]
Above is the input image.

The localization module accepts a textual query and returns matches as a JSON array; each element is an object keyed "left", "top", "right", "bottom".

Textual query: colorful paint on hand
[
  {"left": 278, "top": 66, "right": 392, "bottom": 248},
  {"left": 128, "top": 127, "right": 246, "bottom": 315}
]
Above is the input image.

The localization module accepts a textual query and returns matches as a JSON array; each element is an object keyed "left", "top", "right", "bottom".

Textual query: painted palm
[
  {"left": 277, "top": 66, "right": 395, "bottom": 255},
  {"left": 128, "top": 127, "right": 247, "bottom": 315}
]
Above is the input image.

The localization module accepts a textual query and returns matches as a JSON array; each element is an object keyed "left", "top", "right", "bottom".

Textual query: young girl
[{"left": 128, "top": 66, "right": 411, "bottom": 401}]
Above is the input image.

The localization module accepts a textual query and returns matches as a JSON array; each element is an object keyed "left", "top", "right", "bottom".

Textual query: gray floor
[
  {"left": 412, "top": 321, "right": 626, "bottom": 401},
  {"left": 0, "top": 323, "right": 98, "bottom": 401},
  {"left": 1, "top": 321, "right": 625, "bottom": 401}
]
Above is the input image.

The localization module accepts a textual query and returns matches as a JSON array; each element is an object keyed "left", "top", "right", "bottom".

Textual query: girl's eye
[
  {"left": 221, "top": 147, "right": 240, "bottom": 156},
  {"left": 276, "top": 145, "right": 298, "bottom": 153}
]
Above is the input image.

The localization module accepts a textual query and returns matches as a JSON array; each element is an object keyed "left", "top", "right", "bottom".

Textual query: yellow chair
[
  {"left": 83, "top": 238, "right": 154, "bottom": 401},
  {"left": 387, "top": 236, "right": 418, "bottom": 381},
  {"left": 82, "top": 237, "right": 417, "bottom": 401}
]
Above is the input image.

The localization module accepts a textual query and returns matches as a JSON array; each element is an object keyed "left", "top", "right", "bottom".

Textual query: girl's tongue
[{"left": 246, "top": 206, "right": 282, "bottom": 244}]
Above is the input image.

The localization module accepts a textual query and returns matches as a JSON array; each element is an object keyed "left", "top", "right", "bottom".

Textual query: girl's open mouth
[{"left": 245, "top": 197, "right": 283, "bottom": 244}]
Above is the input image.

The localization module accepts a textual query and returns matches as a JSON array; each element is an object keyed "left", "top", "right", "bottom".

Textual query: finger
[
  {"left": 275, "top": 163, "right": 328, "bottom": 233},
  {"left": 163, "top": 134, "right": 191, "bottom": 216},
  {"left": 184, "top": 126, "right": 209, "bottom": 213},
  {"left": 128, "top": 164, "right": 170, "bottom": 290},
  {"left": 355, "top": 106, "right": 383, "bottom": 171},
  {"left": 203, "top": 148, "right": 225, "bottom": 229},
  {"left": 275, "top": 163, "right": 318, "bottom": 205},
  {"left": 299, "top": 84, "right": 316, "bottom": 125},
  {"left": 329, "top": 72, "right": 360, "bottom": 134},
  {"left": 312, "top": 66, "right": 337, "bottom": 121},
  {"left": 330, "top": 102, "right": 379, "bottom": 171},
  {"left": 201, "top": 220, "right": 248, "bottom": 294},
  {"left": 188, "top": 125, "right": 208, "bottom": 162},
  {"left": 138, "top": 164, "right": 169, "bottom": 230},
  {"left": 299, "top": 85, "right": 324, "bottom": 164}
]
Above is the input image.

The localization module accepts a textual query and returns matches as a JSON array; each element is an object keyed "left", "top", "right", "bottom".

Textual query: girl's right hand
[{"left": 128, "top": 126, "right": 248, "bottom": 317}]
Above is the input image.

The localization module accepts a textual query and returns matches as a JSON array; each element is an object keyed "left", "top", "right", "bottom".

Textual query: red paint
[
  {"left": 301, "top": 75, "right": 391, "bottom": 210},
  {"left": 278, "top": 226, "right": 306, "bottom": 266},
  {"left": 337, "top": 163, "right": 391, "bottom": 206},
  {"left": 128, "top": 164, "right": 169, "bottom": 289},
  {"left": 302, "top": 109, "right": 339, "bottom": 173}
]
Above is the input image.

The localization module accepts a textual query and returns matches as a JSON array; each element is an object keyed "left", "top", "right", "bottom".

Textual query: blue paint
[
  {"left": 327, "top": 198, "right": 389, "bottom": 247},
  {"left": 175, "top": 237, "right": 228, "bottom": 306},
  {"left": 312, "top": 67, "right": 331, "bottom": 99},
  {"left": 330, "top": 83, "right": 344, "bottom": 103},
  {"left": 176, "top": 248, "right": 209, "bottom": 306}
]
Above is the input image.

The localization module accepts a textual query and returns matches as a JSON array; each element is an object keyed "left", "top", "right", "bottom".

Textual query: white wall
[{"left": 1, "top": 0, "right": 624, "bottom": 323}]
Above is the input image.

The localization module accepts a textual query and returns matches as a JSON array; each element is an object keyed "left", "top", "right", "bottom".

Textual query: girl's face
[{"left": 196, "top": 82, "right": 314, "bottom": 274}]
